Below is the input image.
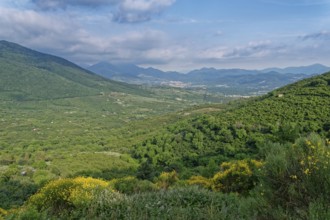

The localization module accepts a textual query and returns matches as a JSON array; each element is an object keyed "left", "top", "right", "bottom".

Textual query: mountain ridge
[
  {"left": 0, "top": 40, "right": 149, "bottom": 101},
  {"left": 89, "top": 61, "right": 330, "bottom": 79},
  {"left": 132, "top": 71, "right": 330, "bottom": 174},
  {"left": 261, "top": 63, "right": 330, "bottom": 75},
  {"left": 88, "top": 61, "right": 327, "bottom": 95}
]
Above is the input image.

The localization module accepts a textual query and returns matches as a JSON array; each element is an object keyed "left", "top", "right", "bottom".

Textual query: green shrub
[
  {"left": 156, "top": 170, "right": 179, "bottom": 189},
  {"left": 14, "top": 207, "right": 48, "bottom": 220},
  {"left": 308, "top": 199, "right": 330, "bottom": 220},
  {"left": 212, "top": 159, "right": 262, "bottom": 194},
  {"left": 71, "top": 189, "right": 125, "bottom": 219},
  {"left": 109, "top": 176, "right": 156, "bottom": 194},
  {"left": 0, "top": 179, "right": 38, "bottom": 210},
  {"left": 83, "top": 186, "right": 256, "bottom": 220},
  {"left": 27, "top": 177, "right": 112, "bottom": 215},
  {"left": 259, "top": 134, "right": 330, "bottom": 218}
]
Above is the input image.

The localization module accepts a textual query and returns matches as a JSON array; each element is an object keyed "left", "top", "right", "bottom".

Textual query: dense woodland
[
  {"left": 0, "top": 41, "right": 330, "bottom": 219},
  {"left": 133, "top": 73, "right": 330, "bottom": 178}
]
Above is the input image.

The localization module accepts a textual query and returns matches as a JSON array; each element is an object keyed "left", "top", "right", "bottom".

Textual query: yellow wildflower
[
  {"left": 326, "top": 139, "right": 330, "bottom": 145},
  {"left": 290, "top": 175, "right": 298, "bottom": 180},
  {"left": 304, "top": 168, "right": 310, "bottom": 175}
]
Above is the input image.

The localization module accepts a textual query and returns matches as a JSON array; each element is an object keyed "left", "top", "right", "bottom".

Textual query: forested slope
[
  {"left": 133, "top": 72, "right": 330, "bottom": 177},
  {"left": 3, "top": 72, "right": 329, "bottom": 220}
]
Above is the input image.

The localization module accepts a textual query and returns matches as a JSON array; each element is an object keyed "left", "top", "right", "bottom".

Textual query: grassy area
[{"left": 1, "top": 41, "right": 329, "bottom": 219}]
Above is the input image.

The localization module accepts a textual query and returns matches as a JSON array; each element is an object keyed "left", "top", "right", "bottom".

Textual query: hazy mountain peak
[{"left": 262, "top": 63, "right": 330, "bottom": 75}]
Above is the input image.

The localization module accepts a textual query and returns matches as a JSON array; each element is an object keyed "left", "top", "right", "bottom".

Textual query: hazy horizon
[
  {"left": 1, "top": 0, "right": 329, "bottom": 71},
  {"left": 88, "top": 60, "right": 329, "bottom": 74}
]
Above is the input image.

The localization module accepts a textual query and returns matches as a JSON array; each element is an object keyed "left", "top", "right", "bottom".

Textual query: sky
[{"left": 0, "top": 0, "right": 329, "bottom": 71}]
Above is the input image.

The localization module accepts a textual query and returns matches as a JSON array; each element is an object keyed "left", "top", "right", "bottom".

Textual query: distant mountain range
[
  {"left": 88, "top": 62, "right": 330, "bottom": 95},
  {"left": 261, "top": 64, "right": 330, "bottom": 75},
  {"left": 0, "top": 40, "right": 148, "bottom": 101},
  {"left": 1, "top": 39, "right": 329, "bottom": 98}
]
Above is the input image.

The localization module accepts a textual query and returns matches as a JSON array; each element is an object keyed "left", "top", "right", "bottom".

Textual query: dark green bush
[
  {"left": 109, "top": 176, "right": 156, "bottom": 194},
  {"left": 81, "top": 186, "right": 256, "bottom": 220},
  {"left": 258, "top": 134, "right": 330, "bottom": 219}
]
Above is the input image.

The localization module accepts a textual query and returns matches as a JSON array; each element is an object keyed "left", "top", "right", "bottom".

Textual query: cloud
[
  {"left": 31, "top": 0, "right": 118, "bottom": 9},
  {"left": 0, "top": 6, "right": 291, "bottom": 70},
  {"left": 0, "top": 7, "right": 107, "bottom": 61},
  {"left": 260, "top": 0, "right": 329, "bottom": 6},
  {"left": 225, "top": 41, "right": 274, "bottom": 58},
  {"left": 113, "top": 0, "right": 176, "bottom": 23},
  {"left": 2, "top": 2, "right": 328, "bottom": 71},
  {"left": 300, "top": 31, "right": 330, "bottom": 41},
  {"left": 110, "top": 30, "right": 167, "bottom": 50},
  {"left": 213, "top": 30, "right": 224, "bottom": 37},
  {"left": 30, "top": 0, "right": 176, "bottom": 23},
  {"left": 0, "top": 6, "right": 173, "bottom": 64},
  {"left": 198, "top": 41, "right": 281, "bottom": 60},
  {"left": 0, "top": 7, "right": 72, "bottom": 43},
  {"left": 0, "top": 8, "right": 174, "bottom": 65}
]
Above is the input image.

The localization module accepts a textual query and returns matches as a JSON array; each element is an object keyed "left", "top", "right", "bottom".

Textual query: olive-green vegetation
[
  {"left": 1, "top": 41, "right": 330, "bottom": 219},
  {"left": 133, "top": 72, "right": 330, "bottom": 178},
  {"left": 0, "top": 41, "right": 230, "bottom": 211},
  {"left": 5, "top": 134, "right": 330, "bottom": 219},
  {"left": 0, "top": 40, "right": 151, "bottom": 101},
  {"left": 2, "top": 72, "right": 329, "bottom": 219}
]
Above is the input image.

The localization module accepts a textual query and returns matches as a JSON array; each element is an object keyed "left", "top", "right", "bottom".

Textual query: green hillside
[
  {"left": 0, "top": 41, "right": 329, "bottom": 219},
  {"left": 133, "top": 72, "right": 330, "bottom": 177},
  {"left": 0, "top": 41, "right": 229, "bottom": 155},
  {"left": 0, "top": 41, "right": 236, "bottom": 216},
  {"left": 2, "top": 72, "right": 329, "bottom": 220},
  {"left": 0, "top": 40, "right": 149, "bottom": 100}
]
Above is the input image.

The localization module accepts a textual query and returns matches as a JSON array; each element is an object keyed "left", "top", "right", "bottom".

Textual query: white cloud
[
  {"left": 30, "top": 0, "right": 176, "bottom": 23},
  {"left": 0, "top": 7, "right": 71, "bottom": 43},
  {"left": 110, "top": 30, "right": 167, "bottom": 50},
  {"left": 0, "top": 6, "right": 175, "bottom": 65},
  {"left": 0, "top": 7, "right": 107, "bottom": 61},
  {"left": 31, "top": 0, "right": 119, "bottom": 9},
  {"left": 197, "top": 41, "right": 277, "bottom": 60},
  {"left": 0, "top": 6, "right": 295, "bottom": 70},
  {"left": 1, "top": 2, "right": 329, "bottom": 71},
  {"left": 214, "top": 30, "right": 224, "bottom": 37},
  {"left": 120, "top": 0, "right": 175, "bottom": 12},
  {"left": 113, "top": 0, "right": 176, "bottom": 23},
  {"left": 260, "top": 0, "right": 330, "bottom": 6},
  {"left": 300, "top": 31, "right": 330, "bottom": 41}
]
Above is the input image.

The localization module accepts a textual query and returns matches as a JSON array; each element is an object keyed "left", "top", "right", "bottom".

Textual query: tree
[
  {"left": 156, "top": 170, "right": 179, "bottom": 190},
  {"left": 136, "top": 158, "right": 157, "bottom": 181}
]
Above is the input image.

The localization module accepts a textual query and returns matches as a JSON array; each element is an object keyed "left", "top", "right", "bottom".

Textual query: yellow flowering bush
[
  {"left": 260, "top": 133, "right": 330, "bottom": 215},
  {"left": 28, "top": 177, "right": 111, "bottom": 213},
  {"left": 187, "top": 175, "right": 212, "bottom": 189},
  {"left": 212, "top": 159, "right": 263, "bottom": 194},
  {"left": 0, "top": 207, "right": 7, "bottom": 219},
  {"left": 298, "top": 137, "right": 330, "bottom": 177},
  {"left": 156, "top": 170, "right": 179, "bottom": 189},
  {"left": 187, "top": 159, "right": 263, "bottom": 194}
]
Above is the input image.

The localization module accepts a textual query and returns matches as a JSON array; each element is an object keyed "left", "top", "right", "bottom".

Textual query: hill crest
[{"left": 0, "top": 41, "right": 147, "bottom": 100}]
